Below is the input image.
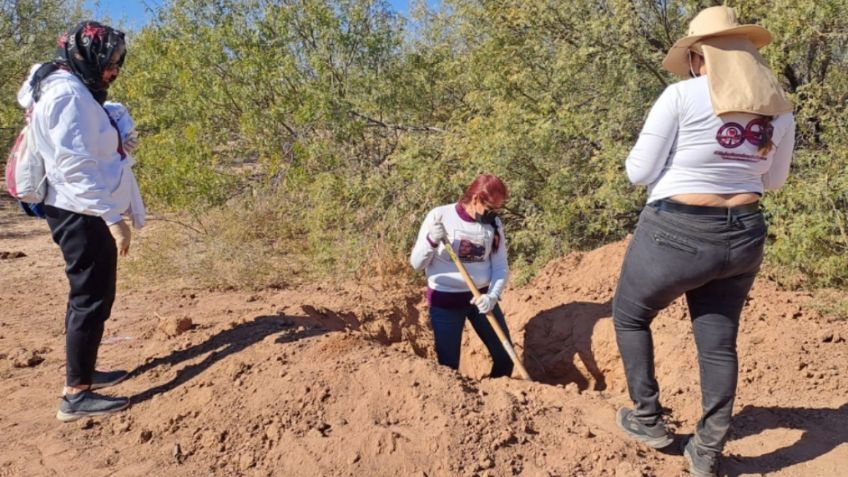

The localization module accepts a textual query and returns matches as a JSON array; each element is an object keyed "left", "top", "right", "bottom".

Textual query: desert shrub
[{"left": 10, "top": 0, "right": 844, "bottom": 292}]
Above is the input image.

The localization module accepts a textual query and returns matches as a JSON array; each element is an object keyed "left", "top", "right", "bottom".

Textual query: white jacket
[{"left": 18, "top": 64, "right": 135, "bottom": 225}]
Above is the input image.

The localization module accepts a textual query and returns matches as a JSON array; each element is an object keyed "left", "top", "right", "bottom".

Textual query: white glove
[
  {"left": 428, "top": 220, "right": 446, "bottom": 245},
  {"left": 471, "top": 293, "right": 498, "bottom": 314}
]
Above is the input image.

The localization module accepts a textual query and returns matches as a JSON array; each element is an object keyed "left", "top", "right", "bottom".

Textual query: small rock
[
  {"left": 199, "top": 430, "right": 218, "bottom": 448},
  {"left": 10, "top": 349, "right": 44, "bottom": 368},
  {"left": 478, "top": 456, "right": 494, "bottom": 469},
  {"left": 265, "top": 423, "right": 280, "bottom": 442},
  {"left": 113, "top": 419, "right": 131, "bottom": 433},
  {"left": 238, "top": 451, "right": 255, "bottom": 470},
  {"left": 493, "top": 430, "right": 517, "bottom": 449},
  {"left": 158, "top": 316, "right": 194, "bottom": 337},
  {"left": 80, "top": 418, "right": 95, "bottom": 430}
]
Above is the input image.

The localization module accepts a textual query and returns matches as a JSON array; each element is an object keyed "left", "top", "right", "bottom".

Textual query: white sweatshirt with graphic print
[{"left": 410, "top": 203, "right": 508, "bottom": 299}]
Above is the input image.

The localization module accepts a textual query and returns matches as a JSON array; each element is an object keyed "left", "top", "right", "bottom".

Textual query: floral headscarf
[{"left": 31, "top": 21, "right": 126, "bottom": 104}]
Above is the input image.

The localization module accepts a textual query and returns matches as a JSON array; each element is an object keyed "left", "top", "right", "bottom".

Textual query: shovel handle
[{"left": 439, "top": 236, "right": 530, "bottom": 380}]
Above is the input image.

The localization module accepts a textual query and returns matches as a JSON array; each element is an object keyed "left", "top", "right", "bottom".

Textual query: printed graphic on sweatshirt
[
  {"left": 453, "top": 230, "right": 488, "bottom": 263},
  {"left": 714, "top": 117, "right": 773, "bottom": 162}
]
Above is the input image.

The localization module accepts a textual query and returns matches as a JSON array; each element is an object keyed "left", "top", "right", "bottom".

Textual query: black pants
[
  {"left": 613, "top": 204, "right": 766, "bottom": 453},
  {"left": 45, "top": 205, "right": 117, "bottom": 387}
]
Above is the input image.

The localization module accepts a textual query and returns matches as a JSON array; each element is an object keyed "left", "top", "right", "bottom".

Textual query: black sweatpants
[{"left": 44, "top": 205, "right": 117, "bottom": 387}]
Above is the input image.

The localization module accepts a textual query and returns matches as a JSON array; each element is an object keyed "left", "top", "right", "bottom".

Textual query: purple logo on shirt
[
  {"left": 716, "top": 118, "right": 774, "bottom": 149},
  {"left": 717, "top": 122, "right": 745, "bottom": 148}
]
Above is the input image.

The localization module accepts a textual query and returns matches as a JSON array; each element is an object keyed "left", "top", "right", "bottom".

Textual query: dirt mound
[{"left": 0, "top": 199, "right": 846, "bottom": 477}]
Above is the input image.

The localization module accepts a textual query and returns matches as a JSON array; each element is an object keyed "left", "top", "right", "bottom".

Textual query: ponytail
[{"left": 757, "top": 115, "right": 775, "bottom": 155}]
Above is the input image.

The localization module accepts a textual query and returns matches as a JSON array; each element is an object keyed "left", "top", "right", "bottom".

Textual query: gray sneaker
[
  {"left": 683, "top": 436, "right": 719, "bottom": 477},
  {"left": 616, "top": 407, "right": 674, "bottom": 448},
  {"left": 56, "top": 391, "right": 130, "bottom": 422},
  {"left": 90, "top": 370, "right": 129, "bottom": 390}
]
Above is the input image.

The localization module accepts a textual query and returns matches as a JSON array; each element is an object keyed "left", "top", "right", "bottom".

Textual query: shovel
[{"left": 439, "top": 236, "right": 530, "bottom": 380}]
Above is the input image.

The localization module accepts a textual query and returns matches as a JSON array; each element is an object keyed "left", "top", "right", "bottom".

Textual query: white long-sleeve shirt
[
  {"left": 18, "top": 64, "right": 130, "bottom": 225},
  {"left": 626, "top": 75, "right": 795, "bottom": 203},
  {"left": 410, "top": 203, "right": 509, "bottom": 304}
]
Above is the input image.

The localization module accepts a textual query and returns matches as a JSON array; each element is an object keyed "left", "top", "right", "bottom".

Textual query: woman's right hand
[{"left": 428, "top": 220, "right": 446, "bottom": 244}]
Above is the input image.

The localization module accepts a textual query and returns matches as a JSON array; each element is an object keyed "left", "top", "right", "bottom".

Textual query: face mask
[
  {"left": 688, "top": 50, "right": 700, "bottom": 78},
  {"left": 475, "top": 210, "right": 497, "bottom": 225}
]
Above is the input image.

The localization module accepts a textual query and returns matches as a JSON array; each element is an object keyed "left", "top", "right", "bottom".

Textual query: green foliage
[
  {"left": 10, "top": 0, "right": 844, "bottom": 290},
  {"left": 0, "top": 1, "right": 84, "bottom": 152}
]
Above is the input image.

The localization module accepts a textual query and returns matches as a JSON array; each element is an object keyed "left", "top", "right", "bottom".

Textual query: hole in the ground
[
  {"left": 521, "top": 301, "right": 613, "bottom": 390},
  {"left": 293, "top": 297, "right": 621, "bottom": 390}
]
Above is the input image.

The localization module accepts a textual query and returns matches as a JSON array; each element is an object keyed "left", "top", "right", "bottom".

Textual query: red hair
[
  {"left": 459, "top": 174, "right": 508, "bottom": 206},
  {"left": 459, "top": 174, "right": 507, "bottom": 252}
]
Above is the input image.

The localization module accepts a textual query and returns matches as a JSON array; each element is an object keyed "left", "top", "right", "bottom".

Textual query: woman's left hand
[{"left": 471, "top": 294, "right": 498, "bottom": 314}]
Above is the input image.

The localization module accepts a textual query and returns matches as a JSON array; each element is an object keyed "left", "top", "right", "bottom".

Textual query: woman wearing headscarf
[
  {"left": 410, "top": 174, "right": 514, "bottom": 378},
  {"left": 17, "top": 21, "right": 134, "bottom": 421},
  {"left": 612, "top": 7, "right": 795, "bottom": 477}
]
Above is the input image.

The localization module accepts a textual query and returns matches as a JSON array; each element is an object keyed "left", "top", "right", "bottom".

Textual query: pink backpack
[
  {"left": 4, "top": 109, "right": 47, "bottom": 205},
  {"left": 6, "top": 110, "right": 47, "bottom": 219}
]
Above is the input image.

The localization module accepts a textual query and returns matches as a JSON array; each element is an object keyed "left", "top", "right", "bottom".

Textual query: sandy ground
[{"left": 0, "top": 194, "right": 846, "bottom": 477}]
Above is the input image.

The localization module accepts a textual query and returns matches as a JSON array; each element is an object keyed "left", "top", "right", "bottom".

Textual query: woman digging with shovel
[{"left": 410, "top": 174, "right": 528, "bottom": 380}]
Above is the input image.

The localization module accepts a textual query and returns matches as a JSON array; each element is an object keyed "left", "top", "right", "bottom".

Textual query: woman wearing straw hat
[{"left": 612, "top": 6, "right": 795, "bottom": 477}]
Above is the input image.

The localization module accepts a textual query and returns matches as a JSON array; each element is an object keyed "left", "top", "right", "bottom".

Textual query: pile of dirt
[{"left": 0, "top": 198, "right": 845, "bottom": 476}]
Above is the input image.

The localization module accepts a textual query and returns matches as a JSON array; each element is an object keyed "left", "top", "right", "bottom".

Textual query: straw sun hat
[
  {"left": 662, "top": 6, "right": 773, "bottom": 78},
  {"left": 661, "top": 6, "right": 792, "bottom": 116}
]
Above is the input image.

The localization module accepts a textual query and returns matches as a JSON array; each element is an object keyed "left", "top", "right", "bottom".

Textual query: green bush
[{"left": 11, "top": 0, "right": 843, "bottom": 292}]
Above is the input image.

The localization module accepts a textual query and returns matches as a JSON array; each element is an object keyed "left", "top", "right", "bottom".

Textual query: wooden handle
[{"left": 439, "top": 237, "right": 530, "bottom": 380}]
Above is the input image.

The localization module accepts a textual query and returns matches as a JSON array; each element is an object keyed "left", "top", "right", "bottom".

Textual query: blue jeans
[
  {"left": 613, "top": 204, "right": 766, "bottom": 453},
  {"left": 429, "top": 304, "right": 514, "bottom": 378}
]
